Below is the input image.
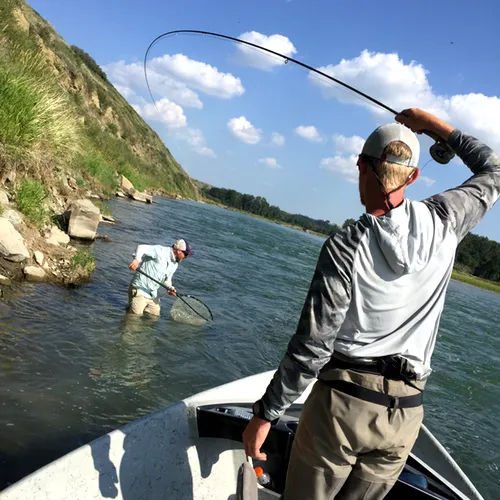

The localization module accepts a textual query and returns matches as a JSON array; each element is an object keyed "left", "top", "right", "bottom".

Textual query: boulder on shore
[
  {"left": 67, "top": 199, "right": 101, "bottom": 240},
  {"left": 0, "top": 189, "right": 9, "bottom": 206},
  {"left": 0, "top": 274, "right": 12, "bottom": 286},
  {"left": 120, "top": 175, "right": 134, "bottom": 192},
  {"left": 45, "top": 225, "right": 70, "bottom": 246},
  {"left": 115, "top": 191, "right": 126, "bottom": 198},
  {"left": 2, "top": 208, "right": 23, "bottom": 226},
  {"left": 24, "top": 265, "right": 46, "bottom": 282},
  {"left": 127, "top": 188, "right": 153, "bottom": 204},
  {"left": 100, "top": 214, "right": 116, "bottom": 224},
  {"left": 34, "top": 251, "right": 44, "bottom": 266},
  {"left": 0, "top": 219, "right": 30, "bottom": 262}
]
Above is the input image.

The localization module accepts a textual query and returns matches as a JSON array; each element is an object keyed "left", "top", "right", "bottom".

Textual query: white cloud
[
  {"left": 258, "top": 157, "right": 282, "bottom": 169},
  {"left": 176, "top": 128, "right": 217, "bottom": 158},
  {"left": 320, "top": 155, "right": 359, "bottom": 184},
  {"left": 418, "top": 175, "right": 436, "bottom": 187},
  {"left": 140, "top": 98, "right": 187, "bottom": 129},
  {"left": 105, "top": 54, "right": 244, "bottom": 112},
  {"left": 150, "top": 54, "right": 244, "bottom": 99},
  {"left": 236, "top": 31, "right": 297, "bottom": 71},
  {"left": 114, "top": 84, "right": 135, "bottom": 99},
  {"left": 295, "top": 125, "right": 324, "bottom": 143},
  {"left": 333, "top": 134, "right": 365, "bottom": 155},
  {"left": 228, "top": 116, "right": 262, "bottom": 144},
  {"left": 104, "top": 60, "right": 204, "bottom": 109},
  {"left": 308, "top": 50, "right": 443, "bottom": 117},
  {"left": 271, "top": 132, "right": 285, "bottom": 147},
  {"left": 309, "top": 50, "right": 500, "bottom": 151}
]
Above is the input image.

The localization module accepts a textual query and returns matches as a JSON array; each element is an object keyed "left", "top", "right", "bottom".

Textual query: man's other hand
[
  {"left": 395, "top": 108, "right": 454, "bottom": 140},
  {"left": 243, "top": 416, "right": 271, "bottom": 461},
  {"left": 129, "top": 259, "right": 140, "bottom": 270}
]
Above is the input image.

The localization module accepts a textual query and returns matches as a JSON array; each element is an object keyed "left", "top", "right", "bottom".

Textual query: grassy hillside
[{"left": 0, "top": 0, "right": 198, "bottom": 199}]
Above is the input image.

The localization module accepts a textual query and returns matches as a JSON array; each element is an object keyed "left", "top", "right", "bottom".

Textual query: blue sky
[{"left": 30, "top": 0, "right": 500, "bottom": 240}]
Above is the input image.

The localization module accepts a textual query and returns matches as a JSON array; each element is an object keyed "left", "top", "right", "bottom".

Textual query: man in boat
[
  {"left": 243, "top": 108, "right": 500, "bottom": 499},
  {"left": 127, "top": 238, "right": 193, "bottom": 316}
]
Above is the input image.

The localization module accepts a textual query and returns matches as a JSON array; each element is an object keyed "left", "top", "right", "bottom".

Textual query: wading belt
[{"left": 321, "top": 355, "right": 424, "bottom": 413}]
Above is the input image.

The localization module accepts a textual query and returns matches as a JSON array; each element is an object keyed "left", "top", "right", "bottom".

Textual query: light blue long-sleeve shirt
[{"left": 130, "top": 244, "right": 178, "bottom": 299}]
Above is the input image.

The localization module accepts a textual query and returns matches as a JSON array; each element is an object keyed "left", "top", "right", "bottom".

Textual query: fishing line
[
  {"left": 142, "top": 29, "right": 455, "bottom": 165},
  {"left": 143, "top": 30, "right": 398, "bottom": 115}
]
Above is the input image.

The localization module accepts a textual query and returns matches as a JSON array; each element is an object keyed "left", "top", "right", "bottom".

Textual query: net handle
[{"left": 134, "top": 268, "right": 212, "bottom": 322}]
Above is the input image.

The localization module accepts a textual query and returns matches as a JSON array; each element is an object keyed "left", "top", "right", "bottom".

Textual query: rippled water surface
[{"left": 0, "top": 197, "right": 499, "bottom": 497}]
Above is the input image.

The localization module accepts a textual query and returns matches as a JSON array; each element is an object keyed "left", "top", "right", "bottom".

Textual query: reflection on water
[{"left": 0, "top": 197, "right": 499, "bottom": 497}]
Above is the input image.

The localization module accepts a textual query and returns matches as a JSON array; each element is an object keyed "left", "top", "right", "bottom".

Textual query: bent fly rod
[{"left": 143, "top": 29, "right": 455, "bottom": 164}]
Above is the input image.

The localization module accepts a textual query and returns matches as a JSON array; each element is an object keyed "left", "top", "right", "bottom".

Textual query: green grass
[
  {"left": 72, "top": 249, "right": 95, "bottom": 272},
  {"left": 0, "top": 51, "right": 81, "bottom": 157},
  {"left": 451, "top": 269, "right": 500, "bottom": 294},
  {"left": 78, "top": 152, "right": 117, "bottom": 189},
  {"left": 76, "top": 177, "right": 86, "bottom": 189},
  {"left": 94, "top": 200, "right": 112, "bottom": 216},
  {"left": 0, "top": 0, "right": 198, "bottom": 208},
  {"left": 14, "top": 178, "right": 49, "bottom": 227}
]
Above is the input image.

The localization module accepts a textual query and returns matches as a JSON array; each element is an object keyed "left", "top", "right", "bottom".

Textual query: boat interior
[{"left": 198, "top": 403, "right": 466, "bottom": 500}]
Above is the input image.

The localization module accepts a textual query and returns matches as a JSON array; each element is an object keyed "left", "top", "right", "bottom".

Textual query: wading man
[
  {"left": 127, "top": 238, "right": 193, "bottom": 317},
  {"left": 243, "top": 108, "right": 500, "bottom": 499}
]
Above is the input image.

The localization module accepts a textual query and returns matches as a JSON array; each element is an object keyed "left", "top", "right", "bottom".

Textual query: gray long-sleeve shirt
[{"left": 261, "top": 129, "right": 500, "bottom": 421}]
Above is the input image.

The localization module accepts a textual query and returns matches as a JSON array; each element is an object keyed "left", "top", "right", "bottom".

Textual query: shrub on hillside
[{"left": 71, "top": 45, "right": 108, "bottom": 82}]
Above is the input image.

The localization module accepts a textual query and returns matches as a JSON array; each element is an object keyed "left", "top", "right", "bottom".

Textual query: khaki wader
[
  {"left": 282, "top": 369, "right": 425, "bottom": 500},
  {"left": 127, "top": 286, "right": 161, "bottom": 316}
]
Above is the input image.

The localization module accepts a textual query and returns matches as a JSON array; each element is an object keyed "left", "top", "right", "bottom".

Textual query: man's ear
[
  {"left": 357, "top": 155, "right": 368, "bottom": 174},
  {"left": 407, "top": 167, "right": 420, "bottom": 186}
]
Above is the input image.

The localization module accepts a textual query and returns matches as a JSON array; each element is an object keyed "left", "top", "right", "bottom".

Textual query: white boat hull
[{"left": 0, "top": 371, "right": 484, "bottom": 500}]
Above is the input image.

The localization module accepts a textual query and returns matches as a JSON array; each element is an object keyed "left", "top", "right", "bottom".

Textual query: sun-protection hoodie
[
  {"left": 261, "top": 129, "right": 500, "bottom": 421},
  {"left": 130, "top": 244, "right": 178, "bottom": 299}
]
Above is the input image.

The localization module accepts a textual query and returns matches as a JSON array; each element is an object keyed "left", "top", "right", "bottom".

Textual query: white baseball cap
[
  {"left": 173, "top": 239, "right": 193, "bottom": 256},
  {"left": 361, "top": 123, "right": 420, "bottom": 168}
]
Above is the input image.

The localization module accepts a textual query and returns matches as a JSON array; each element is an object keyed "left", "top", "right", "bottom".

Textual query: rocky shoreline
[{"left": 0, "top": 173, "right": 154, "bottom": 295}]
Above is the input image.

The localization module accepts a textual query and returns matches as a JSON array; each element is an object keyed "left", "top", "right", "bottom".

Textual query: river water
[{"left": 0, "top": 197, "right": 498, "bottom": 497}]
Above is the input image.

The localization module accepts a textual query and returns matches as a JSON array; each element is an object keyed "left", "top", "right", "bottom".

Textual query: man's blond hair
[{"left": 368, "top": 141, "right": 416, "bottom": 191}]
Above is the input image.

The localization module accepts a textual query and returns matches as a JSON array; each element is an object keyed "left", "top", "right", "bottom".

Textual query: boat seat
[{"left": 236, "top": 462, "right": 258, "bottom": 500}]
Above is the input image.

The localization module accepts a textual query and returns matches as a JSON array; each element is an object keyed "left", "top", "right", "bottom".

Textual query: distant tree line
[
  {"left": 71, "top": 45, "right": 108, "bottom": 82},
  {"left": 203, "top": 186, "right": 500, "bottom": 283},
  {"left": 203, "top": 186, "right": 342, "bottom": 236},
  {"left": 456, "top": 233, "right": 500, "bottom": 282}
]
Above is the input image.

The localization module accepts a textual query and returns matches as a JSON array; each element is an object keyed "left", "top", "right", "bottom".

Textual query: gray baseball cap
[{"left": 361, "top": 123, "right": 420, "bottom": 168}]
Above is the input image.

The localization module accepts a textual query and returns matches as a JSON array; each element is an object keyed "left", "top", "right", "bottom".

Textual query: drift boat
[{"left": 0, "top": 371, "right": 484, "bottom": 500}]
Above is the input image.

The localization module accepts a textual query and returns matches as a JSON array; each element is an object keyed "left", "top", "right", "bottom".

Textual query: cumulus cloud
[
  {"left": 139, "top": 98, "right": 187, "bottom": 129},
  {"left": 150, "top": 54, "right": 245, "bottom": 99},
  {"left": 105, "top": 54, "right": 244, "bottom": 111},
  {"left": 333, "top": 133, "right": 365, "bottom": 155},
  {"left": 175, "top": 128, "right": 217, "bottom": 158},
  {"left": 258, "top": 157, "right": 282, "bottom": 169},
  {"left": 320, "top": 155, "right": 359, "bottom": 184},
  {"left": 104, "top": 60, "right": 204, "bottom": 109},
  {"left": 236, "top": 31, "right": 297, "bottom": 70},
  {"left": 295, "top": 125, "right": 324, "bottom": 143},
  {"left": 228, "top": 116, "right": 262, "bottom": 144},
  {"left": 271, "top": 132, "right": 285, "bottom": 147},
  {"left": 309, "top": 50, "right": 500, "bottom": 151},
  {"left": 418, "top": 175, "right": 436, "bottom": 187}
]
